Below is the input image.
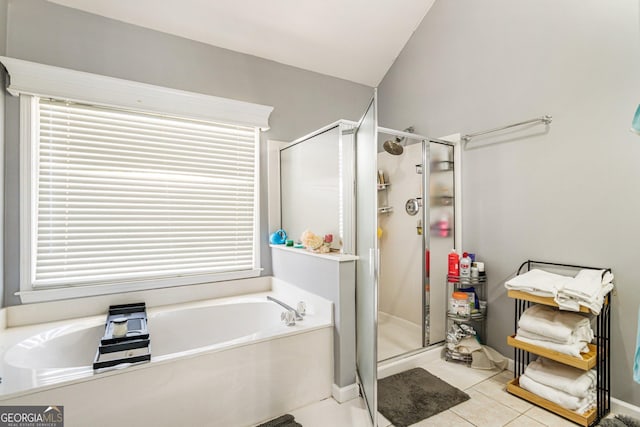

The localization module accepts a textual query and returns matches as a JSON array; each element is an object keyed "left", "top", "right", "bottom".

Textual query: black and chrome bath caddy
[
  {"left": 93, "top": 303, "right": 151, "bottom": 371},
  {"left": 506, "top": 260, "right": 611, "bottom": 427}
]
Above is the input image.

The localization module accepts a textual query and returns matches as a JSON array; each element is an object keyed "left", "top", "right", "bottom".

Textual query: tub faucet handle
[
  {"left": 281, "top": 310, "right": 296, "bottom": 326},
  {"left": 296, "top": 301, "right": 306, "bottom": 317}
]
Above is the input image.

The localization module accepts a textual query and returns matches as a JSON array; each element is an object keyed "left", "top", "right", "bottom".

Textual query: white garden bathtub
[{"left": 0, "top": 279, "right": 333, "bottom": 427}]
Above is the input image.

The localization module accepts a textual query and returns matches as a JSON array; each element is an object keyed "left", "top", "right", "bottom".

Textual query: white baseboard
[
  {"left": 332, "top": 383, "right": 359, "bottom": 403},
  {"left": 611, "top": 398, "right": 640, "bottom": 418}
]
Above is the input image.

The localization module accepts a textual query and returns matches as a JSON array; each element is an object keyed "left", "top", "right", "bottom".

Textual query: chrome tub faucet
[{"left": 267, "top": 296, "right": 306, "bottom": 325}]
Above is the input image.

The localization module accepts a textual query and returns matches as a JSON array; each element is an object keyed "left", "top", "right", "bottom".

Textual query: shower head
[
  {"left": 382, "top": 126, "right": 415, "bottom": 156},
  {"left": 383, "top": 137, "right": 404, "bottom": 155}
]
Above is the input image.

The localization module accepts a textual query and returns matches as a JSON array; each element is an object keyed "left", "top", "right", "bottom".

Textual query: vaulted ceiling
[{"left": 47, "top": 0, "right": 435, "bottom": 86}]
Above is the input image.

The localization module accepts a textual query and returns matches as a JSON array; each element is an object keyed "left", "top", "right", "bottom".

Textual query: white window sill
[
  {"left": 17, "top": 269, "right": 262, "bottom": 304},
  {"left": 270, "top": 244, "right": 358, "bottom": 262}
]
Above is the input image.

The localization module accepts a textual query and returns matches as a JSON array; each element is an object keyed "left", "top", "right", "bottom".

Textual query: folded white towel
[
  {"left": 524, "top": 358, "right": 596, "bottom": 398},
  {"left": 505, "top": 269, "right": 571, "bottom": 297},
  {"left": 554, "top": 293, "right": 582, "bottom": 312},
  {"left": 507, "top": 268, "right": 613, "bottom": 315},
  {"left": 554, "top": 269, "right": 613, "bottom": 314},
  {"left": 554, "top": 283, "right": 614, "bottom": 315},
  {"left": 576, "top": 397, "right": 597, "bottom": 415},
  {"left": 518, "top": 304, "right": 593, "bottom": 344},
  {"left": 514, "top": 333, "right": 589, "bottom": 357},
  {"left": 516, "top": 325, "right": 593, "bottom": 346},
  {"left": 565, "top": 269, "right": 614, "bottom": 299},
  {"left": 520, "top": 374, "right": 595, "bottom": 413},
  {"left": 587, "top": 282, "right": 614, "bottom": 315}
]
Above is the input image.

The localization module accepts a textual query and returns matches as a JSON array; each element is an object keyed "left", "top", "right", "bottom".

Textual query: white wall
[{"left": 378, "top": 0, "right": 640, "bottom": 405}]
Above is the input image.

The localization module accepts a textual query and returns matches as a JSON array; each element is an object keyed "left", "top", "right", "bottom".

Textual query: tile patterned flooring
[{"left": 289, "top": 357, "right": 579, "bottom": 427}]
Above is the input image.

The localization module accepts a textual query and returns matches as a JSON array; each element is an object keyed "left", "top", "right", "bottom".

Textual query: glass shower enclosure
[
  {"left": 355, "top": 95, "right": 379, "bottom": 425},
  {"left": 375, "top": 131, "right": 456, "bottom": 361},
  {"left": 354, "top": 93, "right": 457, "bottom": 423},
  {"left": 276, "top": 93, "right": 458, "bottom": 424}
]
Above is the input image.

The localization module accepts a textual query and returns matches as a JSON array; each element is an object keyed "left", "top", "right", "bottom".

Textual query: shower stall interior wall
[
  {"left": 377, "top": 143, "right": 423, "bottom": 360},
  {"left": 377, "top": 138, "right": 455, "bottom": 361}
]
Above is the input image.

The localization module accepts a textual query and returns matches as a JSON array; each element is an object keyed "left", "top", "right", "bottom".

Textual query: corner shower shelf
[
  {"left": 444, "top": 272, "right": 488, "bottom": 365},
  {"left": 507, "top": 260, "right": 611, "bottom": 426},
  {"left": 448, "top": 275, "right": 487, "bottom": 285},
  {"left": 446, "top": 274, "right": 487, "bottom": 332},
  {"left": 447, "top": 312, "right": 486, "bottom": 323},
  {"left": 432, "top": 195, "right": 454, "bottom": 206},
  {"left": 377, "top": 178, "right": 392, "bottom": 214},
  {"left": 443, "top": 348, "right": 473, "bottom": 365},
  {"left": 431, "top": 160, "right": 454, "bottom": 172}
]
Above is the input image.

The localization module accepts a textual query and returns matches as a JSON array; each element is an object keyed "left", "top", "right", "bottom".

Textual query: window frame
[
  {"left": 19, "top": 94, "right": 262, "bottom": 303},
  {"left": 1, "top": 56, "right": 271, "bottom": 303}
]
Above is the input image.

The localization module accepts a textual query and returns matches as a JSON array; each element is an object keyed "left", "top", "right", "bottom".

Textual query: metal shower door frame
[
  {"left": 355, "top": 93, "right": 379, "bottom": 427},
  {"left": 421, "top": 139, "right": 430, "bottom": 347},
  {"left": 425, "top": 138, "right": 458, "bottom": 346}
]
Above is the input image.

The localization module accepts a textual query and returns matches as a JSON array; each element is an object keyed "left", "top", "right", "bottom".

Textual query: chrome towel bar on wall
[{"left": 461, "top": 115, "right": 552, "bottom": 143}]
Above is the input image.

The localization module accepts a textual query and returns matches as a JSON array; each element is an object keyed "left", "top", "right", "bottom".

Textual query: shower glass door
[
  {"left": 427, "top": 140, "right": 456, "bottom": 344},
  {"left": 355, "top": 94, "right": 378, "bottom": 426}
]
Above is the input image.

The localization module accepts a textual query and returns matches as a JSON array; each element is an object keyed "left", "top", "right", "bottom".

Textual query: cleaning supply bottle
[
  {"left": 448, "top": 250, "right": 460, "bottom": 277},
  {"left": 460, "top": 252, "right": 472, "bottom": 278},
  {"left": 449, "top": 291, "right": 470, "bottom": 317}
]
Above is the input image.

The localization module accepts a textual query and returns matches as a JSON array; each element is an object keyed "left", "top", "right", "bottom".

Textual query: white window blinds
[{"left": 33, "top": 98, "right": 259, "bottom": 288}]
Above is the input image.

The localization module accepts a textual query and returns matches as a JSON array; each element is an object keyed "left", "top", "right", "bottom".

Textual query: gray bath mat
[
  {"left": 378, "top": 367, "right": 469, "bottom": 427},
  {"left": 598, "top": 415, "right": 640, "bottom": 427},
  {"left": 256, "top": 414, "right": 301, "bottom": 427}
]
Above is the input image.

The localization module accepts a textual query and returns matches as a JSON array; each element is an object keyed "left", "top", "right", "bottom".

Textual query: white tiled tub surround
[{"left": 0, "top": 278, "right": 333, "bottom": 427}]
